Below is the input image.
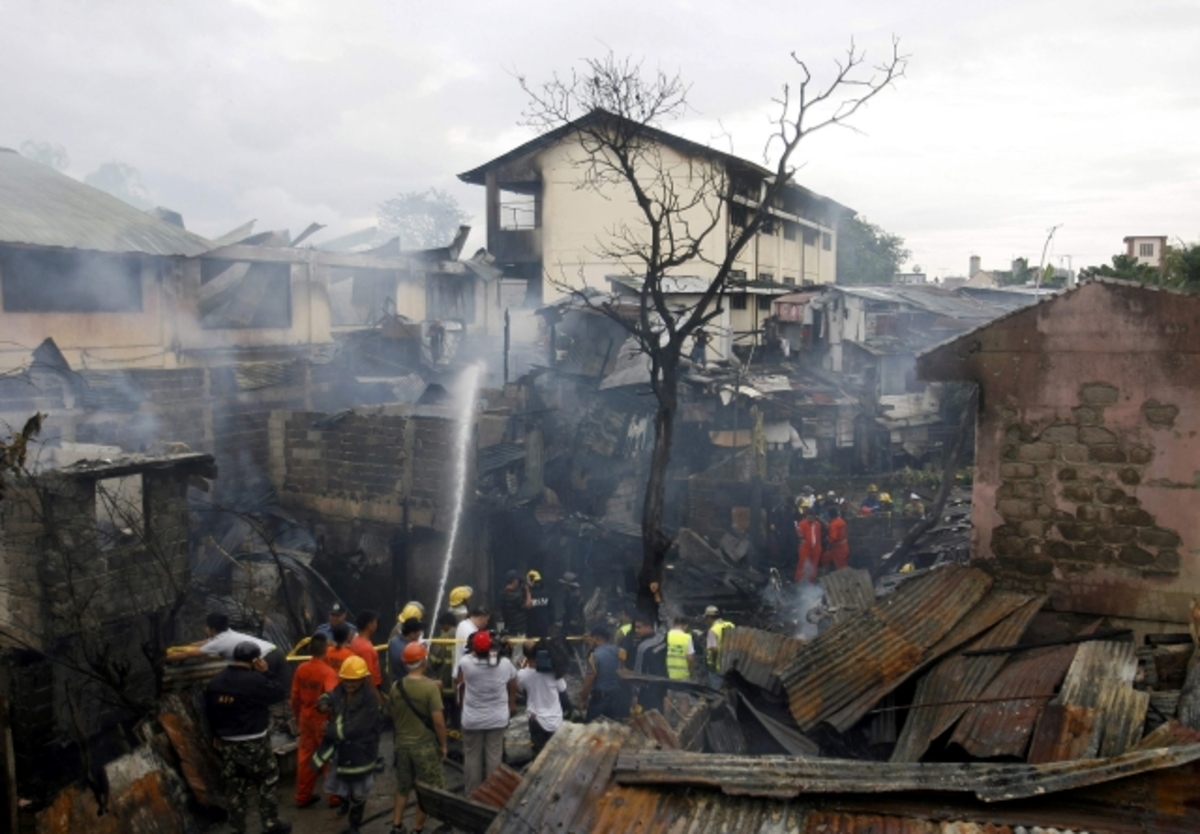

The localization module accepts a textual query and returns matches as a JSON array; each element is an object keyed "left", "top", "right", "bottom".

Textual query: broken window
[
  {"left": 498, "top": 190, "right": 537, "bottom": 230},
  {"left": 95, "top": 475, "right": 144, "bottom": 550},
  {"left": 822, "top": 232, "right": 832, "bottom": 251},
  {"left": 802, "top": 227, "right": 818, "bottom": 247},
  {"left": 1, "top": 248, "right": 144, "bottom": 313},
  {"left": 729, "top": 205, "right": 748, "bottom": 229},
  {"left": 199, "top": 259, "right": 292, "bottom": 328}
]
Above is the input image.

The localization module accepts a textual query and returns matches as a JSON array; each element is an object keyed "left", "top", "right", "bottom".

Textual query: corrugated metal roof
[
  {"left": 951, "top": 643, "right": 1082, "bottom": 759},
  {"left": 0, "top": 148, "right": 213, "bottom": 256},
  {"left": 477, "top": 442, "right": 527, "bottom": 475},
  {"left": 469, "top": 763, "right": 522, "bottom": 809},
  {"left": 777, "top": 566, "right": 995, "bottom": 732},
  {"left": 1054, "top": 640, "right": 1148, "bottom": 758},
  {"left": 833, "top": 285, "right": 1018, "bottom": 320},
  {"left": 822, "top": 567, "right": 876, "bottom": 622},
  {"left": 891, "top": 595, "right": 1045, "bottom": 763},
  {"left": 612, "top": 743, "right": 1200, "bottom": 803},
  {"left": 720, "top": 626, "right": 805, "bottom": 694}
]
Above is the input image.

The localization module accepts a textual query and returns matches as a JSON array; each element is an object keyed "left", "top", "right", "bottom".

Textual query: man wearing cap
[
  {"left": 861, "top": 484, "right": 882, "bottom": 514},
  {"left": 704, "top": 606, "right": 735, "bottom": 689},
  {"left": 499, "top": 570, "right": 530, "bottom": 637},
  {"left": 290, "top": 633, "right": 338, "bottom": 809},
  {"left": 314, "top": 655, "right": 382, "bottom": 834},
  {"left": 316, "top": 602, "right": 358, "bottom": 642},
  {"left": 525, "top": 571, "right": 554, "bottom": 639},
  {"left": 560, "top": 572, "right": 584, "bottom": 637},
  {"left": 388, "top": 641, "right": 447, "bottom": 834},
  {"left": 448, "top": 586, "right": 473, "bottom": 622},
  {"left": 903, "top": 493, "right": 926, "bottom": 519},
  {"left": 457, "top": 629, "right": 517, "bottom": 795},
  {"left": 204, "top": 641, "right": 291, "bottom": 834}
]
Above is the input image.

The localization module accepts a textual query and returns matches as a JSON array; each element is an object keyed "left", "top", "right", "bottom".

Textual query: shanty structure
[{"left": 918, "top": 279, "right": 1200, "bottom": 627}]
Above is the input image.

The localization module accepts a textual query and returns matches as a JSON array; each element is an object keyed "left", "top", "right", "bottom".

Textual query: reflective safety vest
[
  {"left": 708, "top": 619, "right": 734, "bottom": 668},
  {"left": 666, "top": 629, "right": 692, "bottom": 680}
]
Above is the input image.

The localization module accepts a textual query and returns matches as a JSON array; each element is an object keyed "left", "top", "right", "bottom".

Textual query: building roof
[
  {"left": 0, "top": 148, "right": 214, "bottom": 257},
  {"left": 609, "top": 274, "right": 795, "bottom": 296},
  {"left": 831, "top": 284, "right": 1037, "bottom": 321},
  {"left": 457, "top": 108, "right": 852, "bottom": 216}
]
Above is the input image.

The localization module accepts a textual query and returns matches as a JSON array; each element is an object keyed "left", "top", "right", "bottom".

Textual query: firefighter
[
  {"left": 290, "top": 633, "right": 338, "bottom": 809},
  {"left": 204, "top": 641, "right": 291, "bottom": 834},
  {"left": 665, "top": 616, "right": 695, "bottom": 681},
  {"left": 313, "top": 655, "right": 382, "bottom": 834},
  {"left": 704, "top": 606, "right": 734, "bottom": 689},
  {"left": 448, "top": 585, "right": 473, "bottom": 622}
]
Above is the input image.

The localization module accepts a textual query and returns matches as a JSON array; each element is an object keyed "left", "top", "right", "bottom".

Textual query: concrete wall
[{"left": 926, "top": 282, "right": 1200, "bottom": 625}]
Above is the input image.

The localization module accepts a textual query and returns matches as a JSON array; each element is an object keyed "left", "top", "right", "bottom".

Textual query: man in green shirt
[{"left": 387, "top": 642, "right": 448, "bottom": 834}]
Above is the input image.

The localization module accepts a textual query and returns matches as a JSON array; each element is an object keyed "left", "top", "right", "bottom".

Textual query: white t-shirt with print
[
  {"left": 200, "top": 629, "right": 276, "bottom": 659},
  {"left": 517, "top": 668, "right": 567, "bottom": 732},
  {"left": 459, "top": 656, "right": 517, "bottom": 731}
]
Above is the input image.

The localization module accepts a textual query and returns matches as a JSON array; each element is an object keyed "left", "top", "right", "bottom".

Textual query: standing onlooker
[
  {"left": 170, "top": 612, "right": 287, "bottom": 685},
  {"left": 349, "top": 610, "right": 383, "bottom": 689},
  {"left": 823, "top": 506, "right": 849, "bottom": 572},
  {"left": 559, "top": 573, "right": 584, "bottom": 636},
  {"left": 704, "top": 606, "right": 735, "bottom": 689},
  {"left": 517, "top": 640, "right": 567, "bottom": 757},
  {"left": 499, "top": 570, "right": 530, "bottom": 636},
  {"left": 629, "top": 615, "right": 668, "bottom": 714},
  {"left": 457, "top": 630, "right": 517, "bottom": 795},
  {"left": 313, "top": 656, "right": 382, "bottom": 834},
  {"left": 316, "top": 602, "right": 358, "bottom": 641},
  {"left": 387, "top": 642, "right": 447, "bottom": 834},
  {"left": 290, "top": 634, "right": 338, "bottom": 809},
  {"left": 388, "top": 617, "right": 426, "bottom": 687},
  {"left": 795, "top": 507, "right": 824, "bottom": 583},
  {"left": 525, "top": 571, "right": 554, "bottom": 639},
  {"left": 580, "top": 625, "right": 624, "bottom": 721},
  {"left": 204, "top": 642, "right": 291, "bottom": 834},
  {"left": 453, "top": 606, "right": 490, "bottom": 678},
  {"left": 324, "top": 622, "right": 356, "bottom": 674}
]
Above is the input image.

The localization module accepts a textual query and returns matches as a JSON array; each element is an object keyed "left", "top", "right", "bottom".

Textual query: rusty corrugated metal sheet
[
  {"left": 891, "top": 595, "right": 1044, "bottom": 762},
  {"left": 612, "top": 743, "right": 1200, "bottom": 803},
  {"left": 802, "top": 812, "right": 1022, "bottom": 833},
  {"left": 720, "top": 626, "right": 803, "bottom": 693},
  {"left": 470, "top": 763, "right": 522, "bottom": 810},
  {"left": 951, "top": 642, "right": 1080, "bottom": 759},
  {"left": 629, "top": 708, "right": 681, "bottom": 749},
  {"left": 1131, "top": 720, "right": 1200, "bottom": 751},
  {"left": 777, "top": 566, "right": 994, "bottom": 732},
  {"left": 821, "top": 567, "right": 876, "bottom": 622},
  {"left": 157, "top": 693, "right": 223, "bottom": 807},
  {"left": 1054, "top": 640, "right": 1148, "bottom": 758}
]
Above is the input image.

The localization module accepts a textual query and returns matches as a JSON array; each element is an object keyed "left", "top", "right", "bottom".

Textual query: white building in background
[
  {"left": 458, "top": 109, "right": 852, "bottom": 306},
  {"left": 1124, "top": 235, "right": 1167, "bottom": 270}
]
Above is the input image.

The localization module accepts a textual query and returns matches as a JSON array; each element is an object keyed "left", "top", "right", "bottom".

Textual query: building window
[
  {"left": 95, "top": 474, "right": 145, "bottom": 550},
  {"left": 783, "top": 274, "right": 795, "bottom": 286},
  {"left": 729, "top": 293, "right": 748, "bottom": 310},
  {"left": 729, "top": 269, "right": 747, "bottom": 281},
  {"left": 1, "top": 249, "right": 144, "bottom": 312},
  {"left": 783, "top": 221, "right": 797, "bottom": 241},
  {"left": 498, "top": 189, "right": 538, "bottom": 230},
  {"left": 758, "top": 272, "right": 773, "bottom": 283},
  {"left": 760, "top": 217, "right": 776, "bottom": 236},
  {"left": 1139, "top": 242, "right": 1154, "bottom": 257},
  {"left": 802, "top": 227, "right": 818, "bottom": 246},
  {"left": 200, "top": 259, "right": 292, "bottom": 328},
  {"left": 822, "top": 232, "right": 832, "bottom": 251},
  {"left": 757, "top": 295, "right": 772, "bottom": 311},
  {"left": 729, "top": 205, "right": 748, "bottom": 228}
]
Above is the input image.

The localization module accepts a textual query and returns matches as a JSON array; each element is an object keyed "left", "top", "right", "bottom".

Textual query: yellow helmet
[
  {"left": 448, "top": 586, "right": 473, "bottom": 607},
  {"left": 880, "top": 492, "right": 892, "bottom": 503},
  {"left": 868, "top": 484, "right": 878, "bottom": 493},
  {"left": 398, "top": 602, "right": 424, "bottom": 623},
  {"left": 526, "top": 570, "right": 542, "bottom": 584},
  {"left": 338, "top": 655, "right": 370, "bottom": 680}
]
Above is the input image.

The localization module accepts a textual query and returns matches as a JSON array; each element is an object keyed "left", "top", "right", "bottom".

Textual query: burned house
[
  {"left": 458, "top": 109, "right": 848, "bottom": 306},
  {"left": 918, "top": 279, "right": 1200, "bottom": 627},
  {"left": 0, "top": 451, "right": 215, "bottom": 796}
]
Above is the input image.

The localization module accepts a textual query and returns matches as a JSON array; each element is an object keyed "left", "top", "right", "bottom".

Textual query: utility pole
[{"left": 1036, "top": 225, "right": 1062, "bottom": 290}]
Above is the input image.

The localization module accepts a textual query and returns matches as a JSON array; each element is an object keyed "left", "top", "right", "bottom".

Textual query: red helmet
[
  {"left": 470, "top": 630, "right": 493, "bottom": 655},
  {"left": 402, "top": 641, "right": 428, "bottom": 665}
]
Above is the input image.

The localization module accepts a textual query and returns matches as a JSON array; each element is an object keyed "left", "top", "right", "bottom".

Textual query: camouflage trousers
[{"left": 218, "top": 735, "right": 280, "bottom": 834}]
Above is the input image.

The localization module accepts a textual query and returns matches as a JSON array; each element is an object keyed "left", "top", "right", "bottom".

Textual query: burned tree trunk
[{"left": 639, "top": 352, "right": 679, "bottom": 616}]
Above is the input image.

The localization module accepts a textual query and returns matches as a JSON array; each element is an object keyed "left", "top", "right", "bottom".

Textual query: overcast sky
[{"left": 3, "top": 0, "right": 1198, "bottom": 278}]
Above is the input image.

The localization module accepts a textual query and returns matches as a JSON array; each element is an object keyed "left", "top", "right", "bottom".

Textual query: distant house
[
  {"left": 1124, "top": 235, "right": 1167, "bottom": 271},
  {"left": 458, "top": 109, "right": 850, "bottom": 306},
  {"left": 918, "top": 279, "right": 1200, "bottom": 627}
]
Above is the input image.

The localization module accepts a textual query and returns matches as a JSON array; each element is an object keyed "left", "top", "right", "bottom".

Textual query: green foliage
[
  {"left": 1079, "top": 253, "right": 1160, "bottom": 284},
  {"left": 836, "top": 214, "right": 910, "bottom": 285},
  {"left": 377, "top": 188, "right": 471, "bottom": 250},
  {"left": 1164, "top": 241, "right": 1200, "bottom": 289}
]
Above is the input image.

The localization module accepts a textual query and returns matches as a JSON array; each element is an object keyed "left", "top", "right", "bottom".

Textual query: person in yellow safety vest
[
  {"left": 665, "top": 617, "right": 695, "bottom": 681},
  {"left": 704, "top": 605, "right": 734, "bottom": 689}
]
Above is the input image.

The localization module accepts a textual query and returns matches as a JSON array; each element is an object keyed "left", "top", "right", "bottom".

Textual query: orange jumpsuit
[
  {"left": 324, "top": 643, "right": 355, "bottom": 674},
  {"left": 823, "top": 517, "right": 849, "bottom": 571},
  {"left": 796, "top": 517, "right": 823, "bottom": 583},
  {"left": 349, "top": 634, "right": 382, "bottom": 688},
  {"left": 291, "top": 656, "right": 338, "bottom": 803}
]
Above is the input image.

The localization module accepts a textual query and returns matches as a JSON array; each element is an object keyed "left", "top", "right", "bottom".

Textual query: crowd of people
[{"left": 176, "top": 570, "right": 742, "bottom": 834}]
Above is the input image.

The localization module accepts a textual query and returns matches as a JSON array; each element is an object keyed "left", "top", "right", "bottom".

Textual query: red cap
[{"left": 470, "top": 630, "right": 492, "bottom": 654}]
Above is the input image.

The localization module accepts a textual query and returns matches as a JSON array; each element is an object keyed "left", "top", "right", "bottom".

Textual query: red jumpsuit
[
  {"left": 323, "top": 643, "right": 355, "bottom": 674},
  {"left": 795, "top": 517, "right": 824, "bottom": 583},
  {"left": 823, "top": 517, "right": 849, "bottom": 572},
  {"left": 291, "top": 656, "right": 338, "bottom": 804},
  {"left": 349, "top": 634, "right": 382, "bottom": 688}
]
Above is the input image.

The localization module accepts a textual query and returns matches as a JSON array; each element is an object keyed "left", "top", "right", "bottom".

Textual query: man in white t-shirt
[
  {"left": 168, "top": 612, "right": 287, "bottom": 687},
  {"left": 452, "top": 606, "right": 491, "bottom": 678},
  {"left": 517, "top": 640, "right": 567, "bottom": 758}
]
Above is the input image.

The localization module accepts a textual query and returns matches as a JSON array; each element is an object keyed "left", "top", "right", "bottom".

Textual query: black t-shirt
[{"left": 500, "top": 585, "right": 528, "bottom": 635}]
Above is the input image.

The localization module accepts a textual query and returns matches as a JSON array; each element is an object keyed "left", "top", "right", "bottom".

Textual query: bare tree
[{"left": 519, "top": 41, "right": 906, "bottom": 613}]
